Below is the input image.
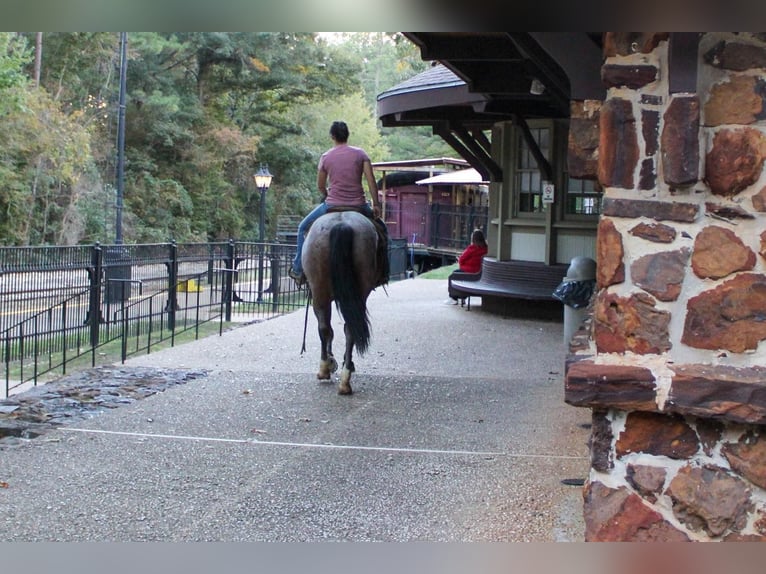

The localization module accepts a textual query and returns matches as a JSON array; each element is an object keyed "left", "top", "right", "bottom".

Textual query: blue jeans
[{"left": 291, "top": 202, "right": 374, "bottom": 273}]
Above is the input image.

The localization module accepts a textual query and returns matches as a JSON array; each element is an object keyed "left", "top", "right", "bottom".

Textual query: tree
[
  {"left": 119, "top": 32, "right": 362, "bottom": 241},
  {"left": 0, "top": 33, "right": 94, "bottom": 245},
  {"left": 0, "top": 32, "right": 451, "bottom": 246},
  {"left": 324, "top": 32, "right": 454, "bottom": 161},
  {"left": 265, "top": 91, "right": 390, "bottom": 232}
]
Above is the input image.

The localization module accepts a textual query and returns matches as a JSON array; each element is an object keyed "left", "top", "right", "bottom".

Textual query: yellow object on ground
[{"left": 177, "top": 279, "right": 203, "bottom": 292}]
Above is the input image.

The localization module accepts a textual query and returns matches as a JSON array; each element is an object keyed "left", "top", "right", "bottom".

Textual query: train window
[
  {"left": 565, "top": 177, "right": 601, "bottom": 216},
  {"left": 515, "top": 126, "right": 549, "bottom": 215}
]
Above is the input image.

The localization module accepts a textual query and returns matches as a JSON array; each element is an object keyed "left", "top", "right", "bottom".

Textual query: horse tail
[{"left": 329, "top": 222, "right": 371, "bottom": 355}]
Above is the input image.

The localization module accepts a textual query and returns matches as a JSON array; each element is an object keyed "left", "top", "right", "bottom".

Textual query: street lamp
[{"left": 254, "top": 164, "right": 273, "bottom": 302}]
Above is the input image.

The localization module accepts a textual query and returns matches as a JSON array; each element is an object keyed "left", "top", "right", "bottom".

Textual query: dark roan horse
[{"left": 302, "top": 210, "right": 379, "bottom": 395}]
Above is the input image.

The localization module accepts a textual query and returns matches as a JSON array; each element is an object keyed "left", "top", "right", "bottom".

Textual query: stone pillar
[{"left": 565, "top": 32, "right": 766, "bottom": 542}]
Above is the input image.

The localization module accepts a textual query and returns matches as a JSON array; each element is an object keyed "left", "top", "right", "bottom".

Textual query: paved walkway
[{"left": 0, "top": 277, "right": 591, "bottom": 541}]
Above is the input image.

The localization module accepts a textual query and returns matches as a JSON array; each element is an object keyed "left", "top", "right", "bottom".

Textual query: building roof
[
  {"left": 372, "top": 156, "right": 469, "bottom": 172},
  {"left": 416, "top": 167, "right": 488, "bottom": 185},
  {"left": 377, "top": 33, "right": 606, "bottom": 182},
  {"left": 378, "top": 64, "right": 467, "bottom": 97}
]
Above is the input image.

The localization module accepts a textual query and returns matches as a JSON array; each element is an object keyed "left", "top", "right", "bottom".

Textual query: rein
[{"left": 300, "top": 287, "right": 311, "bottom": 355}]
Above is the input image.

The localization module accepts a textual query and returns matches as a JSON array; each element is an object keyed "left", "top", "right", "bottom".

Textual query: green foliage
[
  {"left": 0, "top": 33, "right": 31, "bottom": 112},
  {"left": 324, "top": 32, "right": 453, "bottom": 160},
  {"left": 0, "top": 75, "right": 94, "bottom": 244},
  {"left": 0, "top": 32, "right": 458, "bottom": 246}
]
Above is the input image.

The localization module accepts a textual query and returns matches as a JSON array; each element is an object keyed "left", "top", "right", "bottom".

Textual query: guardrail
[{"left": 1, "top": 239, "right": 409, "bottom": 398}]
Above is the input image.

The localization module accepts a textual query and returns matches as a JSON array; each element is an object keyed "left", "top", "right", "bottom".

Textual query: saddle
[{"left": 325, "top": 205, "right": 389, "bottom": 287}]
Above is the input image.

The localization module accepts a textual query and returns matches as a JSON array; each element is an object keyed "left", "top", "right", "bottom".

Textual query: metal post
[
  {"left": 115, "top": 32, "right": 127, "bottom": 245},
  {"left": 167, "top": 241, "right": 178, "bottom": 331},
  {"left": 87, "top": 243, "right": 103, "bottom": 350},
  {"left": 224, "top": 239, "right": 235, "bottom": 322},
  {"left": 257, "top": 187, "right": 266, "bottom": 303},
  {"left": 253, "top": 164, "right": 273, "bottom": 303}
]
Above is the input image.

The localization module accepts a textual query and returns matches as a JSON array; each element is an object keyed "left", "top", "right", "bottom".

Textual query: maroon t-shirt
[{"left": 318, "top": 144, "right": 370, "bottom": 207}]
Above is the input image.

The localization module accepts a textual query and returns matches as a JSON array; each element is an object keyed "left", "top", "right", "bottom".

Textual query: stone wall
[{"left": 565, "top": 32, "right": 766, "bottom": 541}]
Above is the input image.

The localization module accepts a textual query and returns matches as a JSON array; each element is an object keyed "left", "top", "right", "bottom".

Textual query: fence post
[
  {"left": 224, "top": 239, "right": 235, "bottom": 322},
  {"left": 87, "top": 243, "right": 103, "bottom": 349},
  {"left": 207, "top": 244, "right": 215, "bottom": 286},
  {"left": 270, "top": 254, "right": 280, "bottom": 312},
  {"left": 167, "top": 241, "right": 178, "bottom": 331}
]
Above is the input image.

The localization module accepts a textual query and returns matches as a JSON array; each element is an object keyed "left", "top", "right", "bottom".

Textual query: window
[
  {"left": 565, "top": 177, "right": 601, "bottom": 216},
  {"left": 515, "top": 127, "right": 549, "bottom": 215}
]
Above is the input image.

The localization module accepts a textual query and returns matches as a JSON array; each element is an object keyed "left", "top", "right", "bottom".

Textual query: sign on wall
[{"left": 542, "top": 182, "right": 555, "bottom": 204}]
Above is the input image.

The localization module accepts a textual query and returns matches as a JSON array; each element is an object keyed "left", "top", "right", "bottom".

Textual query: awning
[
  {"left": 416, "top": 168, "right": 488, "bottom": 185},
  {"left": 377, "top": 34, "right": 606, "bottom": 183}
]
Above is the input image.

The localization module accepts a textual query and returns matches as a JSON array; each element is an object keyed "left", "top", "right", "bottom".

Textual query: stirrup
[{"left": 288, "top": 267, "right": 305, "bottom": 286}]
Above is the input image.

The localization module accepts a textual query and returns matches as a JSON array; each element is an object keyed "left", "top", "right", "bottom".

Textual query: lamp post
[
  {"left": 254, "top": 164, "right": 273, "bottom": 302},
  {"left": 115, "top": 32, "right": 127, "bottom": 245}
]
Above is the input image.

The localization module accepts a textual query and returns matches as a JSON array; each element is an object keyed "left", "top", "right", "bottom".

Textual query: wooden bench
[{"left": 449, "top": 258, "right": 568, "bottom": 311}]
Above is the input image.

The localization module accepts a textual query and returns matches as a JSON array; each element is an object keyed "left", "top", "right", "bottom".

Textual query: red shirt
[{"left": 458, "top": 244, "right": 487, "bottom": 274}]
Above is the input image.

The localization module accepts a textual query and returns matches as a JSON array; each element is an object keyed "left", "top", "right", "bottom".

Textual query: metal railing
[
  {"left": 383, "top": 204, "right": 488, "bottom": 250},
  {"left": 428, "top": 204, "right": 488, "bottom": 251},
  {"left": 1, "top": 239, "right": 409, "bottom": 398}
]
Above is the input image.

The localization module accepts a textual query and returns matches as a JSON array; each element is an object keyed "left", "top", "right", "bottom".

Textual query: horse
[{"left": 301, "top": 210, "right": 379, "bottom": 395}]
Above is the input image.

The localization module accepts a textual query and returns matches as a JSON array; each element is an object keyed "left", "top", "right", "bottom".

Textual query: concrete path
[{"left": 0, "top": 277, "right": 591, "bottom": 541}]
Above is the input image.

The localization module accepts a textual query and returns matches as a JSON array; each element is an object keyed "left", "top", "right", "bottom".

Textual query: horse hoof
[
  {"left": 338, "top": 369, "right": 352, "bottom": 394},
  {"left": 318, "top": 357, "right": 337, "bottom": 380}
]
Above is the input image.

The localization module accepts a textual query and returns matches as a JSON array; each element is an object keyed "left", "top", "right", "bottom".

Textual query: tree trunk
[{"left": 34, "top": 32, "right": 42, "bottom": 88}]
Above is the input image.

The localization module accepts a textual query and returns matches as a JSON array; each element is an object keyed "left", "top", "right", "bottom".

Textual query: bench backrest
[{"left": 481, "top": 259, "right": 568, "bottom": 289}]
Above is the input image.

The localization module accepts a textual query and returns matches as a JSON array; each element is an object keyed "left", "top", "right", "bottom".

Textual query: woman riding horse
[{"left": 289, "top": 120, "right": 383, "bottom": 286}]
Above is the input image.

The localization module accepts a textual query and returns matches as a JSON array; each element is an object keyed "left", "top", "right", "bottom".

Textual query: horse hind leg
[
  {"left": 315, "top": 304, "right": 337, "bottom": 380},
  {"left": 338, "top": 323, "right": 356, "bottom": 395}
]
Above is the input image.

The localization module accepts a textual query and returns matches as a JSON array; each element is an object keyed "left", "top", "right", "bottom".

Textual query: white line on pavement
[{"left": 60, "top": 427, "right": 587, "bottom": 459}]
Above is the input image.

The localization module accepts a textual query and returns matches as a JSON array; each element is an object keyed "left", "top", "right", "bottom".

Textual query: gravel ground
[{"left": 0, "top": 277, "right": 591, "bottom": 542}]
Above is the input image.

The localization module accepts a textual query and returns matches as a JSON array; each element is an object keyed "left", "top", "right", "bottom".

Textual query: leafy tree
[
  {"left": 0, "top": 32, "right": 457, "bottom": 246},
  {"left": 266, "top": 91, "right": 390, "bottom": 231},
  {"left": 121, "top": 32, "right": 361, "bottom": 242},
  {"left": 323, "top": 32, "right": 454, "bottom": 161},
  {"left": 0, "top": 34, "right": 94, "bottom": 245},
  {"left": 0, "top": 33, "right": 31, "bottom": 113}
]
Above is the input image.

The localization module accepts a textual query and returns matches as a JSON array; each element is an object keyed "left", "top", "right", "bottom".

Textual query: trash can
[
  {"left": 553, "top": 256, "right": 596, "bottom": 344},
  {"left": 104, "top": 246, "right": 132, "bottom": 304},
  {"left": 388, "top": 238, "right": 407, "bottom": 280}
]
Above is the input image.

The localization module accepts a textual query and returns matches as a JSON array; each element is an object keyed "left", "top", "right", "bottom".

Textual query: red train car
[{"left": 373, "top": 158, "right": 489, "bottom": 274}]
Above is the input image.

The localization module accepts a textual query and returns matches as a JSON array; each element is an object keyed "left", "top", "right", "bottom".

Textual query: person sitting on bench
[
  {"left": 448, "top": 228, "right": 488, "bottom": 303},
  {"left": 289, "top": 120, "right": 384, "bottom": 286}
]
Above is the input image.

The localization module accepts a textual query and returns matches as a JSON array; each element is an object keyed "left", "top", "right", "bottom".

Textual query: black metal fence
[
  {"left": 383, "top": 203, "right": 488, "bottom": 250},
  {"left": 428, "top": 204, "right": 488, "bottom": 250},
  {"left": 1, "top": 239, "right": 409, "bottom": 398}
]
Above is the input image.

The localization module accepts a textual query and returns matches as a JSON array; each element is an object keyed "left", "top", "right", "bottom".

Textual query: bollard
[{"left": 554, "top": 256, "right": 597, "bottom": 345}]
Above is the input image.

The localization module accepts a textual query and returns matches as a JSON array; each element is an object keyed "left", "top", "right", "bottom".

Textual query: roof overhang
[
  {"left": 416, "top": 168, "right": 488, "bottom": 185},
  {"left": 377, "top": 32, "right": 606, "bottom": 182}
]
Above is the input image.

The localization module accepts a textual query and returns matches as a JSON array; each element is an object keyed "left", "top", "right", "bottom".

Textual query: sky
[{"left": 7, "top": 0, "right": 434, "bottom": 32}]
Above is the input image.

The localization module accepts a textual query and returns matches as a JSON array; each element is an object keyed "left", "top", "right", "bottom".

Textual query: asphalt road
[{"left": 0, "top": 277, "right": 591, "bottom": 542}]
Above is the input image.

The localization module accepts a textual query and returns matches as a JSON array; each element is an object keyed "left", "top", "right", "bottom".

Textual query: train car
[{"left": 373, "top": 158, "right": 489, "bottom": 274}]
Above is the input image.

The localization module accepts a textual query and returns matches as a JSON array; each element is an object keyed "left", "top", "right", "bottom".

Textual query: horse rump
[{"left": 329, "top": 222, "right": 371, "bottom": 354}]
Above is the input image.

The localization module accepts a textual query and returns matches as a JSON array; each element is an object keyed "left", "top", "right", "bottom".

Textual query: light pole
[
  {"left": 254, "top": 164, "right": 273, "bottom": 302},
  {"left": 115, "top": 32, "right": 127, "bottom": 245}
]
